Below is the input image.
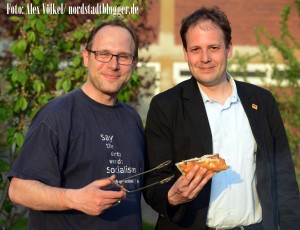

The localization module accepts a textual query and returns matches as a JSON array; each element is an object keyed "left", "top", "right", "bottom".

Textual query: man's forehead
[
  {"left": 95, "top": 25, "right": 125, "bottom": 36},
  {"left": 192, "top": 20, "right": 219, "bottom": 32},
  {"left": 93, "top": 26, "right": 134, "bottom": 45},
  {"left": 92, "top": 26, "right": 134, "bottom": 48}
]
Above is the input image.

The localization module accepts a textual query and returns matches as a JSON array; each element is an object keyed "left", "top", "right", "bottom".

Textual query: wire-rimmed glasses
[{"left": 86, "top": 49, "right": 135, "bottom": 66}]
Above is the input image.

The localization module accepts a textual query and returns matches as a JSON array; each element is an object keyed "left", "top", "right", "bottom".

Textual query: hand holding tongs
[{"left": 109, "top": 160, "right": 175, "bottom": 193}]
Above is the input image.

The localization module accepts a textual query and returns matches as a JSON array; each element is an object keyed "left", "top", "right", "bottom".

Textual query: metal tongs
[{"left": 109, "top": 160, "right": 175, "bottom": 193}]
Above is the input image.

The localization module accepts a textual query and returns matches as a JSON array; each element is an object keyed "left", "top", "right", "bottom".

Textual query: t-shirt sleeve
[{"left": 8, "top": 120, "right": 62, "bottom": 187}]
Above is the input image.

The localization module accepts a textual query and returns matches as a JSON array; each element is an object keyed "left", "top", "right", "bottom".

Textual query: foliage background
[
  {"left": 228, "top": 0, "right": 300, "bottom": 188},
  {"left": 0, "top": 0, "right": 156, "bottom": 228}
]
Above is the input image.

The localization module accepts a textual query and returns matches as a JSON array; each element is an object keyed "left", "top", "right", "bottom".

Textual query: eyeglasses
[
  {"left": 107, "top": 160, "right": 175, "bottom": 193},
  {"left": 86, "top": 49, "right": 135, "bottom": 65}
]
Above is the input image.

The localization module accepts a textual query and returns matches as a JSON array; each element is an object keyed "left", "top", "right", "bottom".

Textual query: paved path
[{"left": 141, "top": 196, "right": 157, "bottom": 224}]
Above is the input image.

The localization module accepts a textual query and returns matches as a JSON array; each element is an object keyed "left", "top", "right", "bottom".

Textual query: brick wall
[{"left": 145, "top": 0, "right": 300, "bottom": 46}]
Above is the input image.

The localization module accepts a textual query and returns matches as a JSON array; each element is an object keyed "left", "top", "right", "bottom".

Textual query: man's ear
[
  {"left": 132, "top": 57, "right": 138, "bottom": 70},
  {"left": 183, "top": 47, "right": 189, "bottom": 62},
  {"left": 227, "top": 42, "right": 233, "bottom": 59},
  {"left": 82, "top": 49, "right": 89, "bottom": 67}
]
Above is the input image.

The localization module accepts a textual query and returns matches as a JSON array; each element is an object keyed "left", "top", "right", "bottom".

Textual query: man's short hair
[
  {"left": 180, "top": 6, "right": 232, "bottom": 50},
  {"left": 85, "top": 19, "right": 139, "bottom": 58}
]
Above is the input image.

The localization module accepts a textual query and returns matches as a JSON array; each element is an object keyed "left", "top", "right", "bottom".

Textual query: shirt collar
[{"left": 198, "top": 72, "right": 240, "bottom": 104}]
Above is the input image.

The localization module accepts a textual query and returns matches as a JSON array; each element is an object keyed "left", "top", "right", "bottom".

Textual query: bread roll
[{"left": 176, "top": 154, "right": 229, "bottom": 175}]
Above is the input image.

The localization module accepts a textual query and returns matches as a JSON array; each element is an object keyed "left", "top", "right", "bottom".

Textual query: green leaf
[
  {"left": 118, "top": 88, "right": 130, "bottom": 102},
  {"left": 23, "top": 24, "right": 30, "bottom": 30},
  {"left": 27, "top": 30, "right": 36, "bottom": 42},
  {"left": 17, "top": 40, "right": 27, "bottom": 51},
  {"left": 75, "top": 68, "right": 82, "bottom": 79},
  {"left": 0, "top": 107, "right": 6, "bottom": 121},
  {"left": 47, "top": 57, "right": 59, "bottom": 70},
  {"left": 33, "top": 80, "right": 44, "bottom": 93},
  {"left": 0, "top": 159, "right": 10, "bottom": 172},
  {"left": 62, "top": 78, "right": 72, "bottom": 92},
  {"left": 35, "top": 18, "right": 44, "bottom": 33},
  {"left": 12, "top": 71, "right": 28, "bottom": 85},
  {"left": 6, "top": 127, "right": 16, "bottom": 146},
  {"left": 15, "top": 132, "right": 24, "bottom": 147},
  {"left": 14, "top": 96, "right": 28, "bottom": 112},
  {"left": 65, "top": 41, "right": 74, "bottom": 50},
  {"left": 55, "top": 70, "right": 65, "bottom": 78},
  {"left": 131, "top": 71, "right": 139, "bottom": 82},
  {"left": 3, "top": 199, "right": 13, "bottom": 213},
  {"left": 130, "top": 14, "right": 140, "bottom": 21},
  {"left": 72, "top": 56, "right": 81, "bottom": 67},
  {"left": 11, "top": 39, "right": 27, "bottom": 56},
  {"left": 38, "top": 94, "right": 54, "bottom": 106},
  {"left": 73, "top": 30, "right": 84, "bottom": 41},
  {"left": 29, "top": 107, "right": 39, "bottom": 118},
  {"left": 9, "top": 16, "right": 22, "bottom": 22},
  {"left": 33, "top": 47, "right": 44, "bottom": 61},
  {"left": 55, "top": 78, "right": 63, "bottom": 90}
]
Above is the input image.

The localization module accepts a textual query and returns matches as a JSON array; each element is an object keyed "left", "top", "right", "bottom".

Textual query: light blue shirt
[{"left": 198, "top": 75, "right": 262, "bottom": 228}]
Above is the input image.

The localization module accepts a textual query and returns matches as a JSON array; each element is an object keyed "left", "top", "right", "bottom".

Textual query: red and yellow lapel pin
[{"left": 252, "top": 103, "right": 258, "bottom": 110}]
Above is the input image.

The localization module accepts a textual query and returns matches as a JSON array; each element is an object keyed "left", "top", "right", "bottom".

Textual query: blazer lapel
[
  {"left": 180, "top": 79, "right": 265, "bottom": 156},
  {"left": 237, "top": 82, "right": 265, "bottom": 149},
  {"left": 182, "top": 78, "right": 213, "bottom": 154}
]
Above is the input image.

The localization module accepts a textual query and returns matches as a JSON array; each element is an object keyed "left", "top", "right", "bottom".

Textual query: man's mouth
[
  {"left": 198, "top": 66, "right": 215, "bottom": 72},
  {"left": 103, "top": 73, "right": 120, "bottom": 79}
]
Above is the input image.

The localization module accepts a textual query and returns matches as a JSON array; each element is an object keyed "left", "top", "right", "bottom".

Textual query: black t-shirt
[{"left": 8, "top": 88, "right": 145, "bottom": 230}]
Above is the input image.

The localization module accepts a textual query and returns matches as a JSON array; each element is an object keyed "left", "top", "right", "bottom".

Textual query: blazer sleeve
[
  {"left": 143, "top": 95, "right": 187, "bottom": 223},
  {"left": 264, "top": 93, "right": 300, "bottom": 228}
]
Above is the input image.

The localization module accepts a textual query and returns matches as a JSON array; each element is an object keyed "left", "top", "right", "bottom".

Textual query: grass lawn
[
  {"left": 11, "top": 218, "right": 155, "bottom": 230},
  {"left": 142, "top": 221, "right": 155, "bottom": 230},
  {"left": 10, "top": 218, "right": 27, "bottom": 230}
]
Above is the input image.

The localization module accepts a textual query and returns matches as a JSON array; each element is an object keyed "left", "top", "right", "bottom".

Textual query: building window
[
  {"left": 136, "top": 62, "right": 160, "bottom": 120},
  {"left": 173, "top": 62, "right": 287, "bottom": 86},
  {"left": 173, "top": 62, "right": 190, "bottom": 84}
]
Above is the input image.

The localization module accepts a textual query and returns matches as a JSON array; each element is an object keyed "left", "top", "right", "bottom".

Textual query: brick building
[
  {"left": 139, "top": 1, "right": 300, "bottom": 222},
  {"left": 140, "top": 0, "right": 300, "bottom": 92},
  {"left": 1, "top": 0, "right": 299, "bottom": 119}
]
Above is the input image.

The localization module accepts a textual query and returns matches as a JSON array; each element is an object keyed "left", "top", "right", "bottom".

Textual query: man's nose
[
  {"left": 107, "top": 55, "right": 120, "bottom": 70},
  {"left": 201, "top": 50, "right": 211, "bottom": 63}
]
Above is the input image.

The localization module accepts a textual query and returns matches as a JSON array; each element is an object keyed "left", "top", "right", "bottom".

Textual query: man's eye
[
  {"left": 97, "top": 52, "right": 111, "bottom": 57},
  {"left": 119, "top": 55, "right": 131, "bottom": 60},
  {"left": 190, "top": 48, "right": 199, "bottom": 53},
  {"left": 210, "top": 46, "right": 219, "bottom": 50}
]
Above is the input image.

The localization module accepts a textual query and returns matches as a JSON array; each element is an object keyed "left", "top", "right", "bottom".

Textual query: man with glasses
[{"left": 8, "top": 19, "right": 145, "bottom": 230}]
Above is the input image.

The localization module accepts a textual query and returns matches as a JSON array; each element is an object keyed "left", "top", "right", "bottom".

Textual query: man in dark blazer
[{"left": 143, "top": 6, "right": 300, "bottom": 230}]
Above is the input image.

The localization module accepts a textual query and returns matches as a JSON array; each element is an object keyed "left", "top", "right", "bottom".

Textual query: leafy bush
[
  {"left": 229, "top": 0, "right": 300, "bottom": 183},
  {"left": 0, "top": 0, "right": 156, "bottom": 228}
]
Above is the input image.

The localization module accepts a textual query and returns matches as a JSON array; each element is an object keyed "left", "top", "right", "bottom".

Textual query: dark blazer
[{"left": 143, "top": 77, "right": 300, "bottom": 230}]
